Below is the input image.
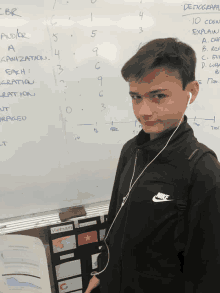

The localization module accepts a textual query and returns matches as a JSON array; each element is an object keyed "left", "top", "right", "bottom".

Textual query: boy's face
[{"left": 129, "top": 68, "right": 197, "bottom": 140}]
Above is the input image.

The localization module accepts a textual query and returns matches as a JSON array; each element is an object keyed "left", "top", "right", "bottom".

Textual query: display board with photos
[{"left": 48, "top": 214, "right": 108, "bottom": 293}]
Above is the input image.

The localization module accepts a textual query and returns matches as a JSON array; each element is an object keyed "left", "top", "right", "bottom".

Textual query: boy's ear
[{"left": 186, "top": 81, "right": 199, "bottom": 103}]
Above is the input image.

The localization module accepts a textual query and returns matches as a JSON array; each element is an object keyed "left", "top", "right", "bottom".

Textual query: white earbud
[{"left": 188, "top": 92, "right": 192, "bottom": 105}]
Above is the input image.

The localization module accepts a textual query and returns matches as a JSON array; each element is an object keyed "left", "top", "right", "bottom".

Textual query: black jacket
[{"left": 95, "top": 115, "right": 220, "bottom": 293}]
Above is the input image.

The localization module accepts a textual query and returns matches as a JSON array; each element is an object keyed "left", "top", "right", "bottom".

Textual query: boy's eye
[
  {"left": 131, "top": 95, "right": 141, "bottom": 100},
  {"left": 131, "top": 94, "right": 166, "bottom": 100},
  {"left": 154, "top": 94, "right": 166, "bottom": 99}
]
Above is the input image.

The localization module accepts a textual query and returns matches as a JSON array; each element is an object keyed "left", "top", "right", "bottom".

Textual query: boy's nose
[{"left": 138, "top": 102, "right": 154, "bottom": 117}]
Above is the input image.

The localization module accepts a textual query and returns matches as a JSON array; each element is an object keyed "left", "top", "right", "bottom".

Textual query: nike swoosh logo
[
  {"left": 152, "top": 193, "right": 174, "bottom": 202},
  {"left": 152, "top": 197, "right": 174, "bottom": 202}
]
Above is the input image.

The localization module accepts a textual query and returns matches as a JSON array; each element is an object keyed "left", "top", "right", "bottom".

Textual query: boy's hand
[{"left": 85, "top": 275, "right": 100, "bottom": 293}]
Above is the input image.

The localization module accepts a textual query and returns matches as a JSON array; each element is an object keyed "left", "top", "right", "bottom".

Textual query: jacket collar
[{"left": 134, "top": 115, "right": 195, "bottom": 160}]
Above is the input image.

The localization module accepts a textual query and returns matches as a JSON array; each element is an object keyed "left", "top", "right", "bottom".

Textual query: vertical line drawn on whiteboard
[
  {"left": 45, "top": 19, "right": 54, "bottom": 54},
  {"left": 52, "top": 67, "right": 57, "bottom": 86},
  {"left": 45, "top": 19, "right": 57, "bottom": 86},
  {"left": 53, "top": 0, "right": 57, "bottom": 9},
  {"left": 59, "top": 106, "right": 68, "bottom": 150}
]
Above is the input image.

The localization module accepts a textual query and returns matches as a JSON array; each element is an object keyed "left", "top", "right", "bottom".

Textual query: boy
[{"left": 85, "top": 37, "right": 220, "bottom": 293}]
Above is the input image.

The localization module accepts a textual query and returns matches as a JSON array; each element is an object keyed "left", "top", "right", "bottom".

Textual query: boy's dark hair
[{"left": 121, "top": 37, "right": 196, "bottom": 90}]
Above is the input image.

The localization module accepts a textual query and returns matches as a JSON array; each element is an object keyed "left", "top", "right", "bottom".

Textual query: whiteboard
[{"left": 0, "top": 0, "right": 220, "bottom": 221}]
